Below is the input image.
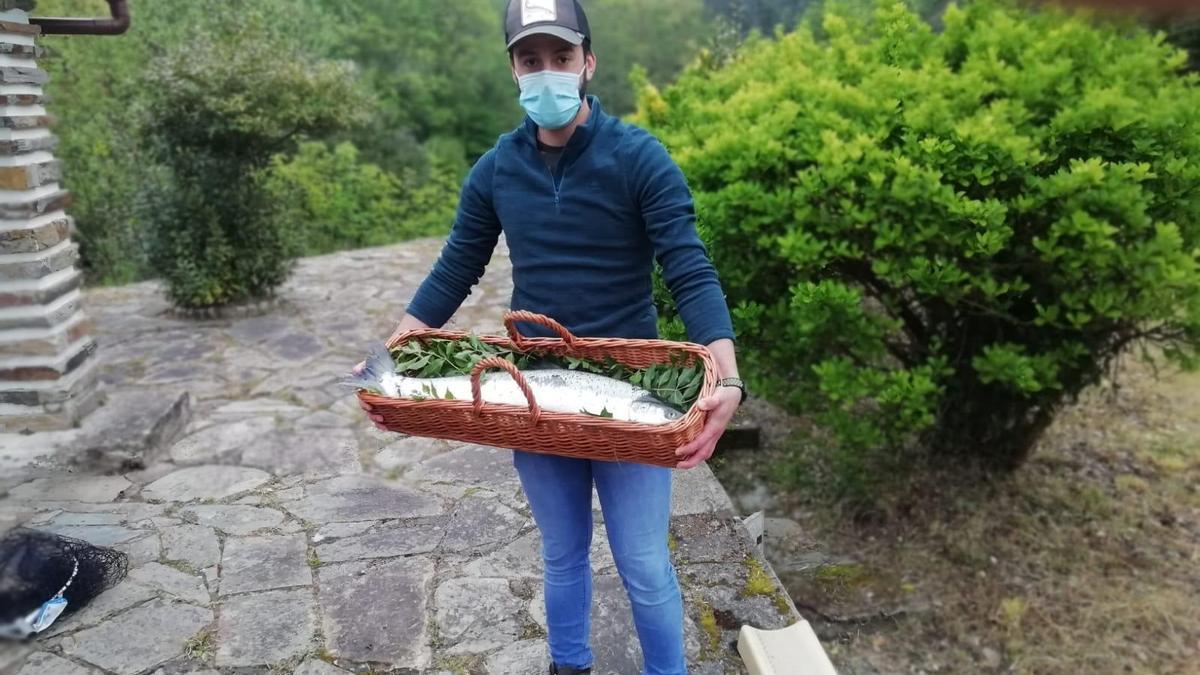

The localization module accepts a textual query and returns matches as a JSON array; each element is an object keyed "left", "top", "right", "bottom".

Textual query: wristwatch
[{"left": 717, "top": 377, "right": 747, "bottom": 405}]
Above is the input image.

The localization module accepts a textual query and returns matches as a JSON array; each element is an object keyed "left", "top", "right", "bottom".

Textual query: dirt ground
[{"left": 712, "top": 358, "right": 1200, "bottom": 674}]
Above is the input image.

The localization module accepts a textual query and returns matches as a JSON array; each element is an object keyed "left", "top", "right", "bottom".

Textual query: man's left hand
[{"left": 675, "top": 386, "right": 741, "bottom": 469}]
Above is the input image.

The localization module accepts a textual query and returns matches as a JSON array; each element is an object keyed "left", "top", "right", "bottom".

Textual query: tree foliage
[
  {"left": 584, "top": 0, "right": 712, "bottom": 116},
  {"left": 264, "top": 141, "right": 461, "bottom": 256},
  {"left": 636, "top": 0, "right": 1200, "bottom": 484},
  {"left": 319, "top": 0, "right": 519, "bottom": 167}
]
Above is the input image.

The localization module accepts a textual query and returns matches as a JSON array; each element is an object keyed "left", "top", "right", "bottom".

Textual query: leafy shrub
[
  {"left": 264, "top": 141, "right": 461, "bottom": 255},
  {"left": 143, "top": 13, "right": 370, "bottom": 309},
  {"left": 635, "top": 0, "right": 1200, "bottom": 483},
  {"left": 38, "top": 0, "right": 346, "bottom": 285}
]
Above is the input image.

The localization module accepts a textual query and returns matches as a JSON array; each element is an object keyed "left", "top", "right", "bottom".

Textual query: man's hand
[
  {"left": 353, "top": 313, "right": 431, "bottom": 432},
  {"left": 353, "top": 359, "right": 389, "bottom": 431},
  {"left": 674, "top": 385, "right": 741, "bottom": 469}
]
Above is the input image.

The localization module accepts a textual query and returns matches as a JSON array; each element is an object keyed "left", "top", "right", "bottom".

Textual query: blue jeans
[{"left": 513, "top": 450, "right": 687, "bottom": 675}]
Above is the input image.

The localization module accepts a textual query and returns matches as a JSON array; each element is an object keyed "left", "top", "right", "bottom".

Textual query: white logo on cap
[{"left": 522, "top": 0, "right": 557, "bottom": 25}]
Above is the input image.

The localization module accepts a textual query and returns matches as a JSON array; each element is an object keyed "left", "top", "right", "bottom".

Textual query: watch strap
[{"left": 716, "top": 377, "right": 747, "bottom": 405}]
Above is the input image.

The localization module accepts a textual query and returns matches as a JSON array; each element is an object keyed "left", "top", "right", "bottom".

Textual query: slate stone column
[{"left": 0, "top": 2, "right": 100, "bottom": 432}]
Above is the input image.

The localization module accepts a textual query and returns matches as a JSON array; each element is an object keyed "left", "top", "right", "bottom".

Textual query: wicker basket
[{"left": 357, "top": 310, "right": 716, "bottom": 467}]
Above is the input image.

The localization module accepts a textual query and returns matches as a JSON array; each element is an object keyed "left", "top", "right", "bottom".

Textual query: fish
[{"left": 342, "top": 343, "right": 685, "bottom": 426}]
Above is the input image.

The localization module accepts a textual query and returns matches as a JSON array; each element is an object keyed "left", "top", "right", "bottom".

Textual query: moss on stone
[
  {"left": 814, "top": 562, "right": 869, "bottom": 589},
  {"left": 742, "top": 556, "right": 775, "bottom": 597},
  {"left": 520, "top": 621, "right": 546, "bottom": 640},
  {"left": 695, "top": 596, "right": 722, "bottom": 658},
  {"left": 774, "top": 593, "right": 791, "bottom": 615},
  {"left": 433, "top": 655, "right": 479, "bottom": 675},
  {"left": 162, "top": 558, "right": 198, "bottom": 575}
]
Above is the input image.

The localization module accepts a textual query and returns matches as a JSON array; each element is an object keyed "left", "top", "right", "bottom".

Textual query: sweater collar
[{"left": 521, "top": 95, "right": 605, "bottom": 157}]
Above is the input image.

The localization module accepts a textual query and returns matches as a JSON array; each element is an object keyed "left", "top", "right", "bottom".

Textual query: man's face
[{"left": 511, "top": 33, "right": 595, "bottom": 81}]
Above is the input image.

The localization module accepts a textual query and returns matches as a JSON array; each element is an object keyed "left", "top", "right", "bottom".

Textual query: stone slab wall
[{"left": 0, "top": 5, "right": 100, "bottom": 432}]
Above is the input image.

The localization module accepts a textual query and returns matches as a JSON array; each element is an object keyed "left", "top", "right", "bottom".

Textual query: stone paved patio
[{"left": 0, "top": 238, "right": 799, "bottom": 674}]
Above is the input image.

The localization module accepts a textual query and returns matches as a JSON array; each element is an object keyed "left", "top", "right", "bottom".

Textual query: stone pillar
[{"left": 0, "top": 5, "right": 100, "bottom": 432}]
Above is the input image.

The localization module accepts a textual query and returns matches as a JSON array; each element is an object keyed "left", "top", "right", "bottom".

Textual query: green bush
[
  {"left": 635, "top": 0, "right": 1200, "bottom": 485},
  {"left": 38, "top": 0, "right": 345, "bottom": 285},
  {"left": 143, "top": 13, "right": 370, "bottom": 309},
  {"left": 264, "top": 141, "right": 460, "bottom": 255}
]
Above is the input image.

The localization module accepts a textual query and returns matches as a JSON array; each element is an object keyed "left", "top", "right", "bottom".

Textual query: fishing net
[{"left": 0, "top": 527, "right": 129, "bottom": 640}]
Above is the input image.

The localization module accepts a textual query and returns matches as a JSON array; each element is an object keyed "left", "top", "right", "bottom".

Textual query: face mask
[
  {"left": 517, "top": 64, "right": 586, "bottom": 130},
  {"left": 0, "top": 596, "right": 68, "bottom": 640},
  {"left": 0, "top": 555, "right": 76, "bottom": 640}
]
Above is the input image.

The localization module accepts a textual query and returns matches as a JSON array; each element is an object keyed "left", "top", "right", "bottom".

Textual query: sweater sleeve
[
  {"left": 406, "top": 150, "right": 502, "bottom": 328},
  {"left": 624, "top": 129, "right": 736, "bottom": 346}
]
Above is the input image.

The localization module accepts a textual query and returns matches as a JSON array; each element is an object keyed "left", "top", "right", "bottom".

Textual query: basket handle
[
  {"left": 470, "top": 356, "right": 541, "bottom": 425},
  {"left": 504, "top": 311, "right": 577, "bottom": 351}
]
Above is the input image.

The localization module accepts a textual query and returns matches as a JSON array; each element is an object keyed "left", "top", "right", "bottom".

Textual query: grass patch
[
  {"left": 716, "top": 358, "right": 1200, "bottom": 674},
  {"left": 184, "top": 629, "right": 215, "bottom": 661},
  {"left": 307, "top": 549, "right": 322, "bottom": 568}
]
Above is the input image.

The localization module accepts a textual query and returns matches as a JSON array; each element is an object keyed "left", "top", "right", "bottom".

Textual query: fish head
[{"left": 630, "top": 396, "right": 685, "bottom": 425}]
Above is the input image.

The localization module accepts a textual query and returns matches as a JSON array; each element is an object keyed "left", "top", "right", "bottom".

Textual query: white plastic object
[{"left": 737, "top": 621, "right": 838, "bottom": 675}]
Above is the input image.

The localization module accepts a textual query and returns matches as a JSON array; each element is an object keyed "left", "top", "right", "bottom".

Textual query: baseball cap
[{"left": 505, "top": 0, "right": 591, "bottom": 50}]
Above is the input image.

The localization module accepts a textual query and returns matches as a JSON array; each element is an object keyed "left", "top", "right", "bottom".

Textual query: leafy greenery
[
  {"left": 635, "top": 0, "right": 1200, "bottom": 488},
  {"left": 386, "top": 337, "right": 707, "bottom": 411},
  {"left": 585, "top": 0, "right": 712, "bottom": 116},
  {"left": 318, "top": 0, "right": 519, "bottom": 167},
  {"left": 42, "top": 0, "right": 885, "bottom": 286},
  {"left": 390, "top": 336, "right": 535, "bottom": 378},
  {"left": 142, "top": 8, "right": 371, "bottom": 308},
  {"left": 38, "top": 0, "right": 469, "bottom": 285},
  {"left": 263, "top": 142, "right": 459, "bottom": 256}
]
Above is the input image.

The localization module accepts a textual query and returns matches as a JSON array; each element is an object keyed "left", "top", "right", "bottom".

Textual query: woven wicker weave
[{"left": 357, "top": 311, "right": 715, "bottom": 467}]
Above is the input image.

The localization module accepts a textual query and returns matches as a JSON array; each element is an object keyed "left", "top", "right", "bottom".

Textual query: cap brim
[{"left": 506, "top": 25, "right": 584, "bottom": 49}]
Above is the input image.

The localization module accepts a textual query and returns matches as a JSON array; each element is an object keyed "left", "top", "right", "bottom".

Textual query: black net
[{"left": 0, "top": 527, "right": 129, "bottom": 626}]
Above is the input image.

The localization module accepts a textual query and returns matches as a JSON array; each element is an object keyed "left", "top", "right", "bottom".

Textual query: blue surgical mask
[{"left": 517, "top": 65, "right": 586, "bottom": 130}]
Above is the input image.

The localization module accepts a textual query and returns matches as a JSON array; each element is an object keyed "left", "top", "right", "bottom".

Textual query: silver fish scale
[{"left": 380, "top": 368, "right": 682, "bottom": 425}]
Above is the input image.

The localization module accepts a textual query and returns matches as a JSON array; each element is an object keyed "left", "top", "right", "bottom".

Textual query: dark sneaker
[{"left": 549, "top": 665, "right": 592, "bottom": 675}]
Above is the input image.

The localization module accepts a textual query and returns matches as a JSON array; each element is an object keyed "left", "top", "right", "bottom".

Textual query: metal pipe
[{"left": 30, "top": 0, "right": 130, "bottom": 36}]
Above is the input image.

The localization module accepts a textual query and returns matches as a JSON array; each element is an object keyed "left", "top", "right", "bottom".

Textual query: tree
[{"left": 143, "top": 8, "right": 370, "bottom": 309}]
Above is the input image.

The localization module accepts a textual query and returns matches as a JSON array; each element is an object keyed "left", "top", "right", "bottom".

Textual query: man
[{"left": 359, "top": 1, "right": 744, "bottom": 672}]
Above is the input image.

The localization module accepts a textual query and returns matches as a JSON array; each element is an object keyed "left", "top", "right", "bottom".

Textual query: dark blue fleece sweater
[{"left": 406, "top": 97, "right": 735, "bottom": 346}]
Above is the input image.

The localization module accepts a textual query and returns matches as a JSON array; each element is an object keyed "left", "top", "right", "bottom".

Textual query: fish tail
[{"left": 339, "top": 343, "right": 395, "bottom": 395}]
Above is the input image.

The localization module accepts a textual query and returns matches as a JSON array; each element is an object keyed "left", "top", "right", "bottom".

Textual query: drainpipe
[{"left": 30, "top": 0, "right": 128, "bottom": 35}]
